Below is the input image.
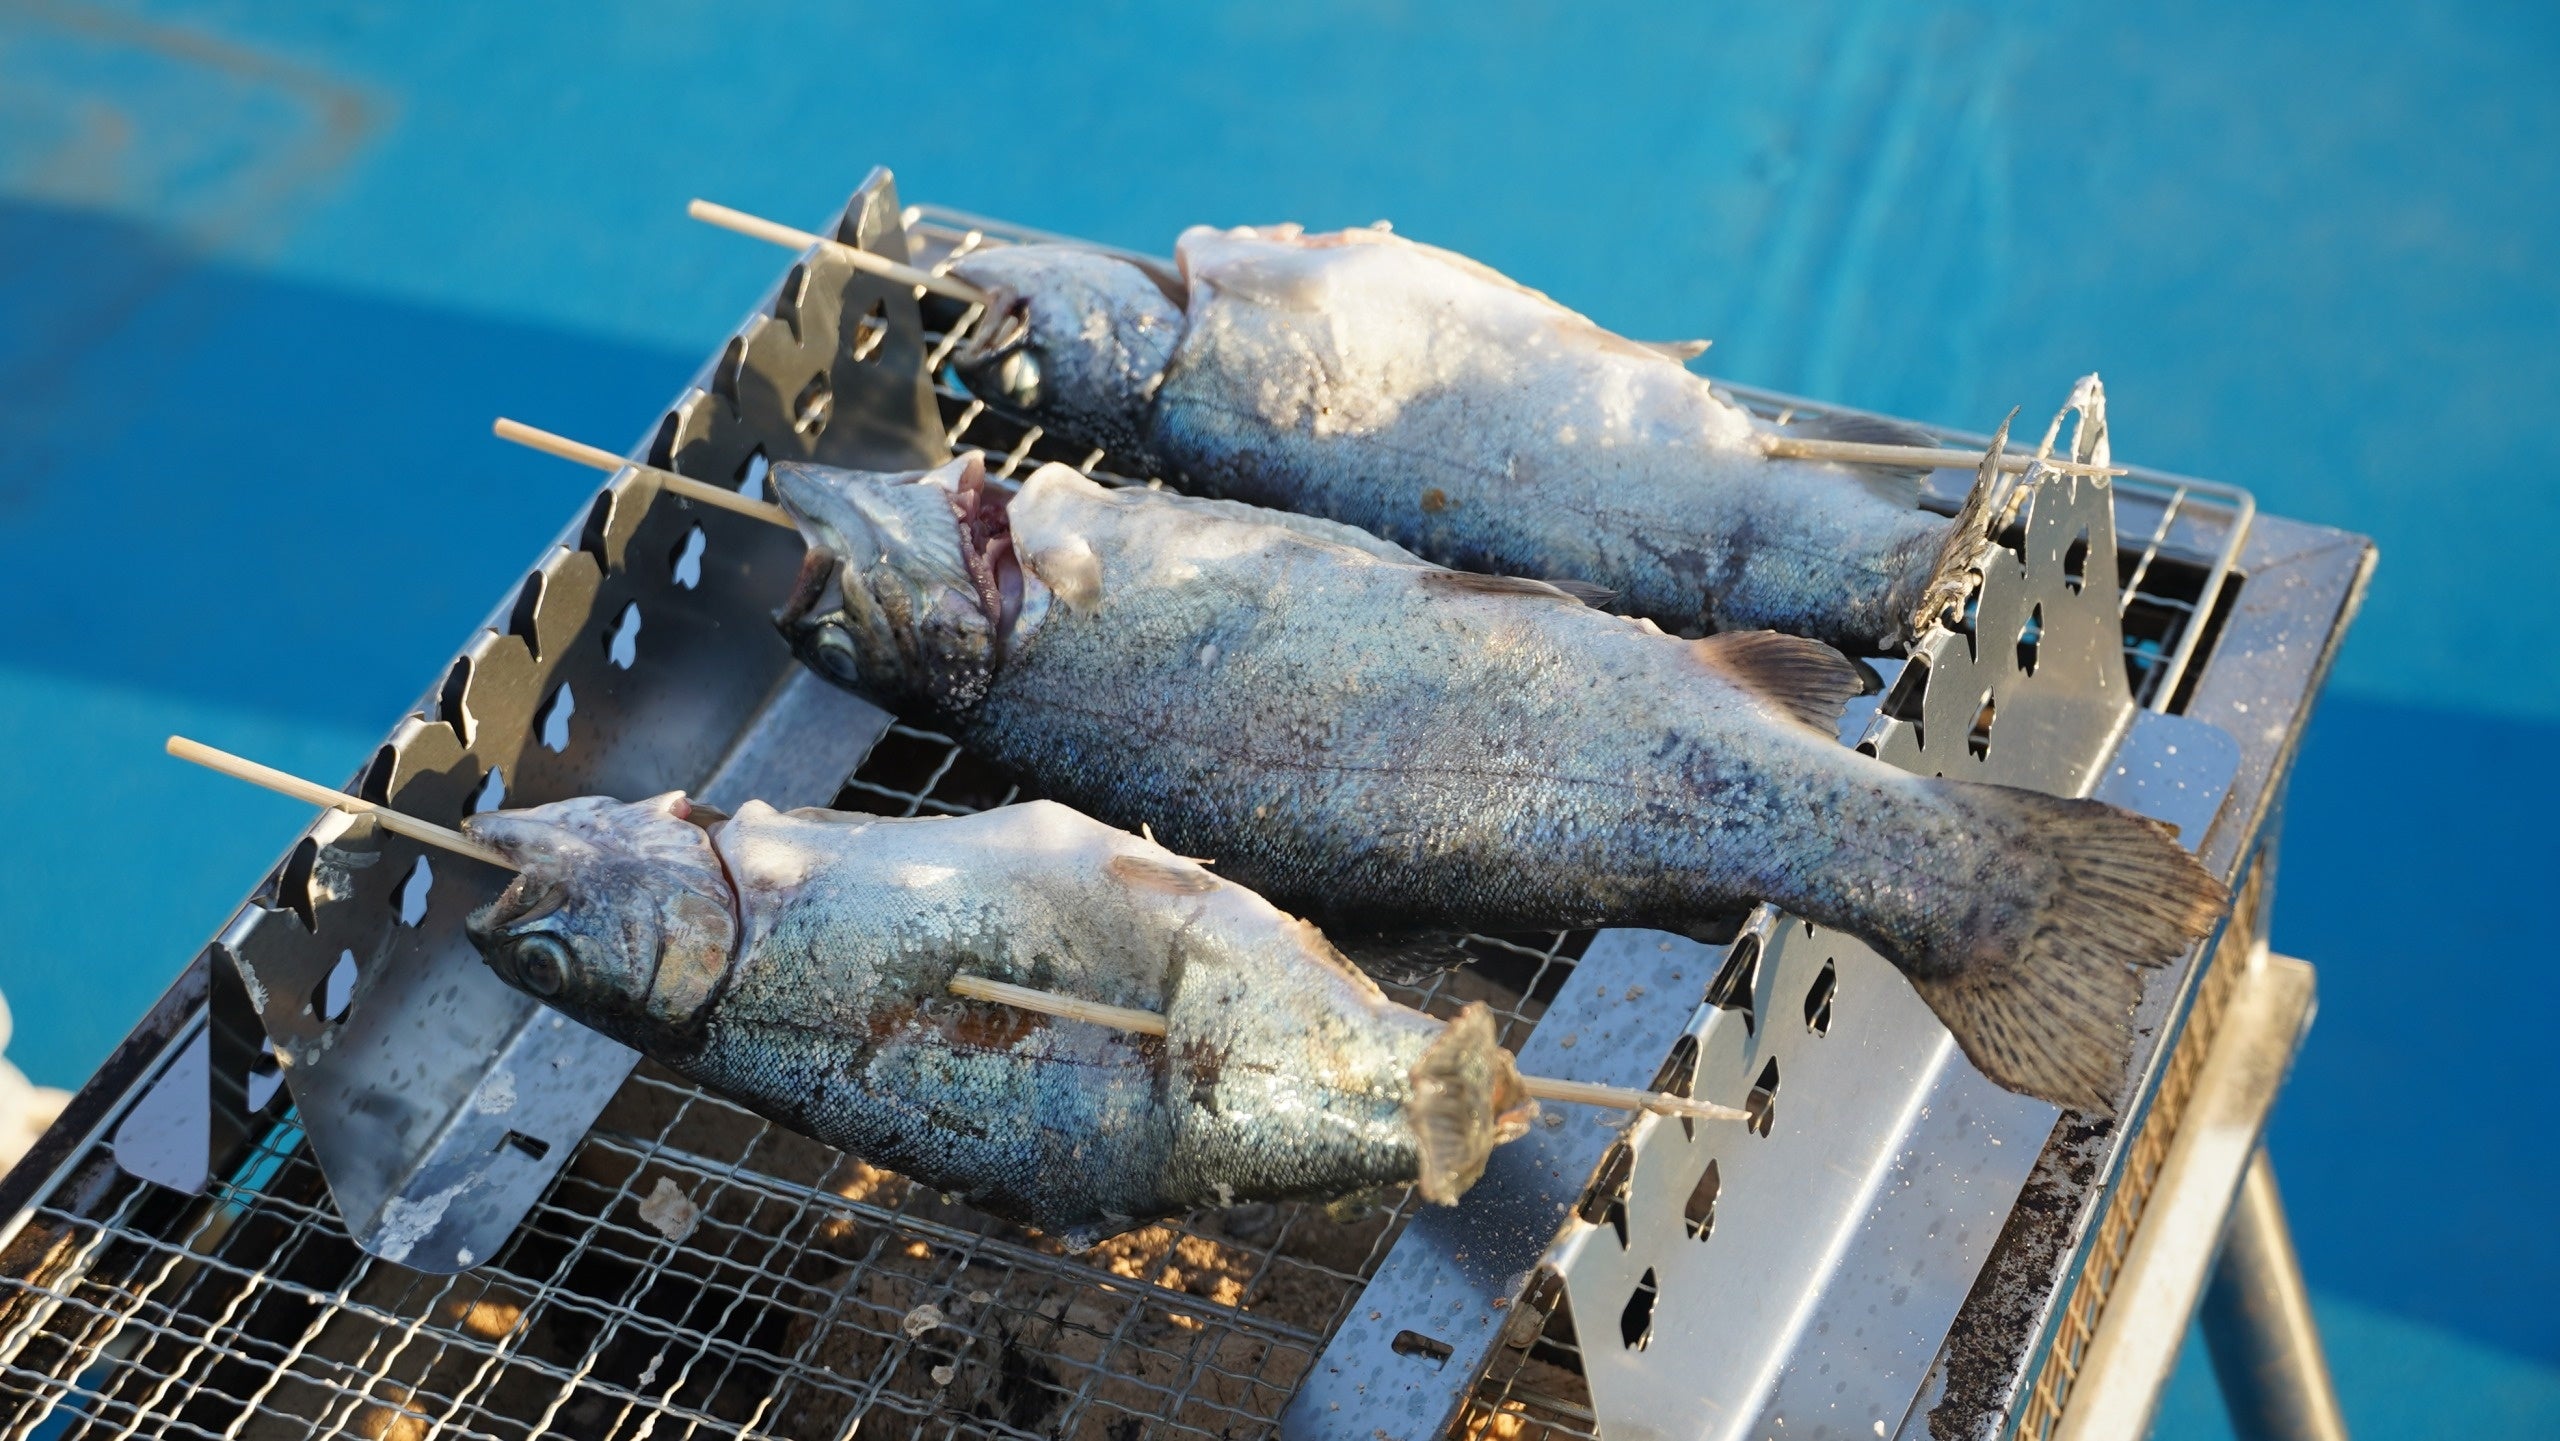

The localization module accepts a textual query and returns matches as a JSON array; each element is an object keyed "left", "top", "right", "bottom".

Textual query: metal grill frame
[{"left": 0, "top": 181, "right": 2370, "bottom": 1441}]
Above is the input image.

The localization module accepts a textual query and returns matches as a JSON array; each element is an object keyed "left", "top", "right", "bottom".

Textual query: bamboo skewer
[
  {"left": 686, "top": 198, "right": 2124, "bottom": 482},
  {"left": 491, "top": 418, "right": 796, "bottom": 527},
  {"left": 166, "top": 736, "right": 514, "bottom": 869},
  {"left": 688, "top": 198, "right": 988, "bottom": 305},
  {"left": 1518, "top": 1075, "right": 1747, "bottom": 1123},
  {"left": 1762, "top": 433, "right": 2125, "bottom": 477},
  {"left": 169, "top": 740, "right": 1736, "bottom": 1127},
  {"left": 947, "top": 975, "right": 1745, "bottom": 1124},
  {"left": 946, "top": 975, "right": 1173, "bottom": 1036}
]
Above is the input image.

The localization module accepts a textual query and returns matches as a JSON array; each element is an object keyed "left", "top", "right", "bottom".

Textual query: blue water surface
[{"left": 1, "top": 2, "right": 2551, "bottom": 1434}]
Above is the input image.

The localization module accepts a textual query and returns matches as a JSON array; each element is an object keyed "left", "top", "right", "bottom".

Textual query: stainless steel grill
[
  {"left": 0, "top": 930, "right": 1591, "bottom": 1438},
  {"left": 0, "top": 176, "right": 2367, "bottom": 1441}
]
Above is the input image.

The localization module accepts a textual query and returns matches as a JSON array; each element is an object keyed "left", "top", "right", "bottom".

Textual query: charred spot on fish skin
[
  {"left": 942, "top": 999, "right": 1051, "bottom": 1052},
  {"left": 923, "top": 1099, "right": 994, "bottom": 1143},
  {"left": 861, "top": 998, "right": 925, "bottom": 1049},
  {"left": 1181, "top": 1039, "right": 1229, "bottom": 1114}
]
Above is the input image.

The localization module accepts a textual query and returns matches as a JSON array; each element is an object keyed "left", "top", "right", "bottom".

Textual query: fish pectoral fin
[
  {"left": 1416, "top": 569, "right": 1592, "bottom": 606},
  {"left": 1637, "top": 338, "right": 1711, "bottom": 361},
  {"left": 1544, "top": 577, "right": 1619, "bottom": 607},
  {"left": 1688, "top": 631, "right": 1865, "bottom": 732}
]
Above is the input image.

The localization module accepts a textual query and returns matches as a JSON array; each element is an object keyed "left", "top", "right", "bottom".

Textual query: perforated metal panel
[{"left": 0, "top": 180, "right": 2367, "bottom": 1441}]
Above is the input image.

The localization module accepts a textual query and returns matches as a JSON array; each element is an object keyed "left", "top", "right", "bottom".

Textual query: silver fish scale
[
  {"left": 0, "top": 177, "right": 2355, "bottom": 1441},
  {"left": 965, "top": 474, "right": 2014, "bottom": 955},
  {"left": 632, "top": 802, "right": 1452, "bottom": 1242},
  {"left": 1140, "top": 226, "right": 1949, "bottom": 650}
]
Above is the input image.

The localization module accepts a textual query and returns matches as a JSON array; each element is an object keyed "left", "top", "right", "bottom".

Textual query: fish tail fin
[
  {"left": 1407, "top": 1003, "right": 1535, "bottom": 1204},
  {"left": 1903, "top": 788, "right": 2227, "bottom": 1114}
]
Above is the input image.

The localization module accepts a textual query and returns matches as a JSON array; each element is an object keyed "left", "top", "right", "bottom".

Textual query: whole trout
[
  {"left": 946, "top": 226, "right": 1980, "bottom": 652},
  {"left": 772, "top": 454, "right": 2224, "bottom": 1113},
  {"left": 461, "top": 792, "right": 1531, "bottom": 1246}
]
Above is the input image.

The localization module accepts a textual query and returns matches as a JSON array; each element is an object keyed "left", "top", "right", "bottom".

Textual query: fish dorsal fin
[
  {"left": 1545, "top": 577, "right": 1619, "bottom": 606},
  {"left": 1690, "top": 631, "right": 1864, "bottom": 732},
  {"left": 1779, "top": 411, "right": 1942, "bottom": 507},
  {"left": 1418, "top": 569, "right": 1592, "bottom": 605}
]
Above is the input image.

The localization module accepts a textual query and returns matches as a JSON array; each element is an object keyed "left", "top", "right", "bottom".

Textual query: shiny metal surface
[
  {"left": 1920, "top": 514, "right": 2371, "bottom": 1441},
  {"left": 1281, "top": 928, "right": 1726, "bottom": 1436},
  {"left": 2051, "top": 952, "right": 2320, "bottom": 1441},
  {"left": 1552, "top": 412, "right": 2239, "bottom": 1441},
  {"left": 103, "top": 169, "right": 934, "bottom": 1271},
  {"left": 2201, "top": 1153, "right": 2351, "bottom": 1441},
  {"left": 0, "top": 186, "right": 2364, "bottom": 1441},
  {"left": 1275, "top": 385, "right": 2248, "bottom": 1441}
]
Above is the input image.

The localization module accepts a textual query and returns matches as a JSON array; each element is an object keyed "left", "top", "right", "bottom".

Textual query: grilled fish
[
  {"left": 945, "top": 226, "right": 1984, "bottom": 653},
  {"left": 771, "top": 454, "right": 2224, "bottom": 1113},
  {"left": 460, "top": 792, "right": 1531, "bottom": 1246}
]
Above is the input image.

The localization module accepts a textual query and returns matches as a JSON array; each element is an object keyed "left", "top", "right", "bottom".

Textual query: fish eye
[
  {"left": 812, "top": 624, "right": 865, "bottom": 684},
  {"left": 993, "top": 348, "right": 1043, "bottom": 409},
  {"left": 509, "top": 933, "right": 571, "bottom": 997}
]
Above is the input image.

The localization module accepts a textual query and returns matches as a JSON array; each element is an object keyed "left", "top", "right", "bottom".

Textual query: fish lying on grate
[
  {"left": 944, "top": 225, "right": 1995, "bottom": 654},
  {"left": 770, "top": 453, "right": 2226, "bottom": 1114},
  {"left": 459, "top": 790, "right": 1536, "bottom": 1247}
]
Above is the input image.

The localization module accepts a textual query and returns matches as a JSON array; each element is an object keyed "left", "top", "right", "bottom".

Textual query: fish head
[
  {"left": 770, "top": 453, "right": 1011, "bottom": 717},
  {"left": 462, "top": 792, "right": 739, "bottom": 1042},
  {"left": 947, "top": 244, "right": 1182, "bottom": 468}
]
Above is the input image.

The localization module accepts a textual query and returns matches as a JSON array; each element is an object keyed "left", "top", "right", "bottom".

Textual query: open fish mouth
[
  {"left": 952, "top": 287, "right": 1031, "bottom": 368},
  {"left": 768, "top": 453, "right": 1027, "bottom": 644},
  {"left": 945, "top": 452, "right": 1025, "bottom": 638},
  {"left": 776, "top": 545, "right": 843, "bottom": 631},
  {"left": 459, "top": 859, "right": 565, "bottom": 947}
]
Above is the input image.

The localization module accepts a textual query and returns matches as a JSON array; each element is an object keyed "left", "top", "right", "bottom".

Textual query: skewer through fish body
[
  {"left": 944, "top": 225, "right": 1998, "bottom": 653},
  {"left": 459, "top": 792, "right": 1533, "bottom": 1246},
  {"left": 770, "top": 454, "right": 2225, "bottom": 1113}
]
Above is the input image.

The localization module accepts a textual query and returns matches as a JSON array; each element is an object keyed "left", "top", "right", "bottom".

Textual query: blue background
[{"left": 1, "top": 2, "right": 2550, "bottom": 1433}]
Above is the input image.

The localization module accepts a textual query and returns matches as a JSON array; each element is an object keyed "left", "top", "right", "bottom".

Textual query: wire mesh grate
[
  {"left": 0, "top": 208, "right": 2254, "bottom": 1440},
  {"left": 0, "top": 702, "right": 1594, "bottom": 1440}
]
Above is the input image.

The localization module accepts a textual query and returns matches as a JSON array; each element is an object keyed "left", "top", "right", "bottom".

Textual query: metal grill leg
[{"left": 2200, "top": 1150, "right": 2348, "bottom": 1440}]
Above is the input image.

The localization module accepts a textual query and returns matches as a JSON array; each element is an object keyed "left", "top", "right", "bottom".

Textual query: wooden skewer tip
[
  {"left": 948, "top": 974, "right": 1170, "bottom": 1036},
  {"left": 1764, "top": 434, "right": 2124, "bottom": 477},
  {"left": 491, "top": 417, "right": 795, "bottom": 529},
  {"left": 686, "top": 197, "right": 986, "bottom": 303},
  {"left": 166, "top": 735, "right": 514, "bottom": 870}
]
